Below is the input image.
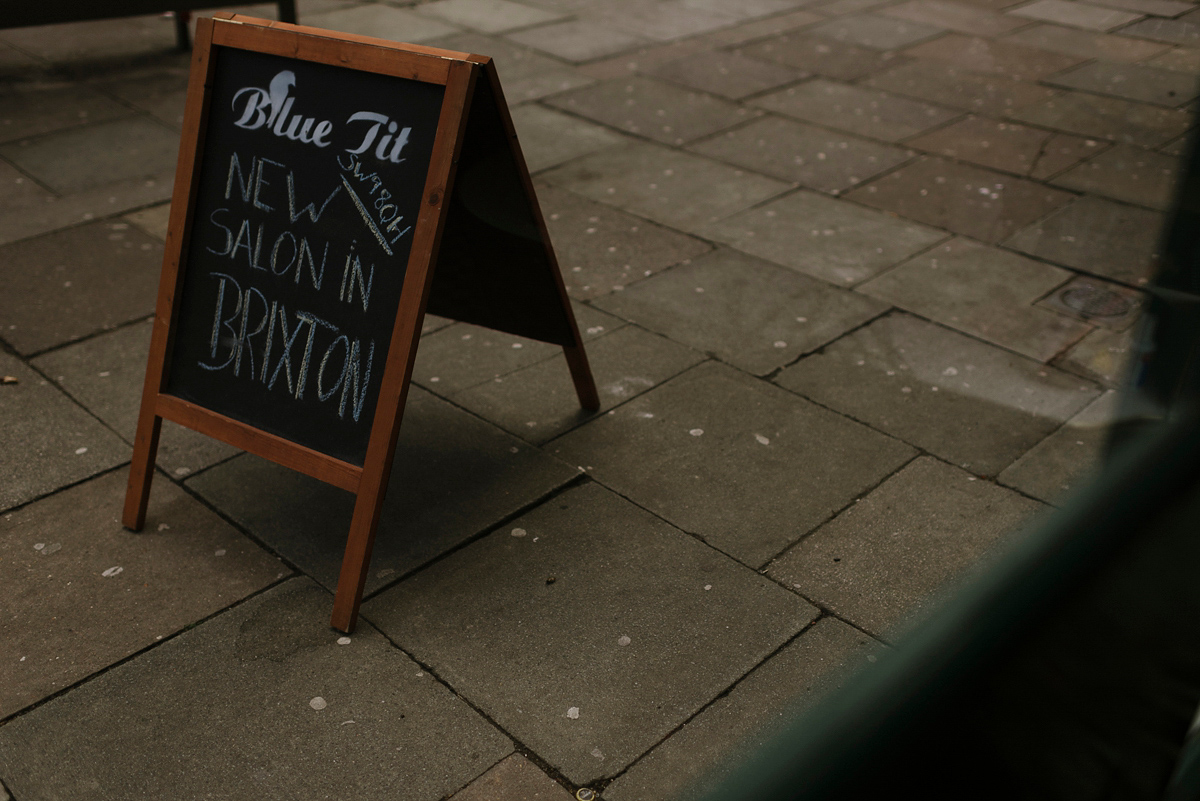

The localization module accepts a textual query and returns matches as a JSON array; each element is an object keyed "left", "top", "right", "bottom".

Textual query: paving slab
[
  {"left": 511, "top": 104, "right": 627, "bottom": 173},
  {"left": 413, "top": 325, "right": 562, "bottom": 395},
  {"left": 539, "top": 140, "right": 790, "bottom": 233},
  {"left": 604, "top": 617, "right": 882, "bottom": 801},
  {"left": 1055, "top": 322, "right": 1135, "bottom": 386},
  {"left": 413, "top": 305, "right": 615, "bottom": 394},
  {"left": 537, "top": 182, "right": 713, "bottom": 300},
  {"left": 507, "top": 20, "right": 652, "bottom": 62},
  {"left": 1051, "top": 143, "right": 1180, "bottom": 209},
  {"left": 881, "top": 0, "right": 1033, "bottom": 35},
  {"left": 702, "top": 188, "right": 948, "bottom": 285},
  {"left": 1114, "top": 15, "right": 1200, "bottom": 42},
  {"left": 417, "top": 0, "right": 568, "bottom": 32},
  {"left": 545, "top": 76, "right": 755, "bottom": 146},
  {"left": 1090, "top": 0, "right": 1194, "bottom": 16},
  {"left": 902, "top": 32, "right": 1086, "bottom": 79},
  {"left": 691, "top": 9, "right": 828, "bottom": 48},
  {"left": 123, "top": 201, "right": 171, "bottom": 241},
  {"left": 0, "top": 170, "right": 174, "bottom": 248},
  {"left": 816, "top": 0, "right": 894, "bottom": 14},
  {"left": 0, "top": 158, "right": 53, "bottom": 206},
  {"left": 0, "top": 468, "right": 283, "bottom": 717},
  {"left": 449, "top": 755, "right": 573, "bottom": 801},
  {"left": 32, "top": 320, "right": 241, "bottom": 477},
  {"left": 186, "top": 386, "right": 579, "bottom": 596},
  {"left": 864, "top": 59, "right": 1059, "bottom": 114},
  {"left": 776, "top": 312, "right": 1100, "bottom": 475},
  {"left": 1146, "top": 46, "right": 1200, "bottom": 73},
  {"left": 907, "top": 115, "right": 1105, "bottom": 177},
  {"left": 0, "top": 83, "right": 132, "bottom": 145},
  {"left": 0, "top": 116, "right": 179, "bottom": 196},
  {"left": 0, "top": 41, "right": 43, "bottom": 72},
  {"left": 845, "top": 156, "right": 1076, "bottom": 244},
  {"left": 578, "top": 38, "right": 717, "bottom": 81},
  {"left": 738, "top": 33, "right": 909, "bottom": 81},
  {"left": 808, "top": 13, "right": 947, "bottom": 49},
  {"left": 689, "top": 115, "right": 915, "bottom": 193},
  {"left": 0, "top": 578, "right": 512, "bottom": 800},
  {"left": 0, "top": 221, "right": 162, "bottom": 355},
  {"left": 858, "top": 237, "right": 1094, "bottom": 361},
  {"left": 1007, "top": 89, "right": 1193, "bottom": 148},
  {"left": 681, "top": 0, "right": 823, "bottom": 19},
  {"left": 750, "top": 79, "right": 962, "bottom": 142},
  {"left": 954, "top": 0, "right": 1032, "bottom": 9},
  {"left": 769, "top": 457, "right": 1044, "bottom": 636},
  {"left": 1157, "top": 132, "right": 1191, "bottom": 156},
  {"left": 301, "top": 4, "right": 460, "bottom": 41},
  {"left": 592, "top": 249, "right": 888, "bottom": 375},
  {"left": 1046, "top": 60, "right": 1199, "bottom": 107},
  {"left": 363, "top": 481, "right": 820, "bottom": 785},
  {"left": 1007, "top": 0, "right": 1143, "bottom": 30},
  {"left": 1001, "top": 22, "right": 1173, "bottom": 60},
  {"left": 0, "top": 16, "right": 177, "bottom": 66},
  {"left": 594, "top": 0, "right": 743, "bottom": 41},
  {"left": 644, "top": 50, "right": 807, "bottom": 99},
  {"left": 998, "top": 388, "right": 1117, "bottom": 503},
  {"left": 553, "top": 362, "right": 917, "bottom": 567},
  {"left": 453, "top": 324, "right": 704, "bottom": 443},
  {"left": 0, "top": 350, "right": 129, "bottom": 512},
  {"left": 429, "top": 32, "right": 596, "bottom": 103},
  {"left": 90, "top": 65, "right": 190, "bottom": 129},
  {"left": 1004, "top": 194, "right": 1163, "bottom": 285}
]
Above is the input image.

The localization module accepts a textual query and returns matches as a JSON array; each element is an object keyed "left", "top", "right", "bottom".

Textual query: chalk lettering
[
  {"left": 194, "top": 272, "right": 377, "bottom": 421},
  {"left": 340, "top": 174, "right": 393, "bottom": 256},
  {"left": 199, "top": 272, "right": 242, "bottom": 371},
  {"left": 267, "top": 305, "right": 304, "bottom": 394},
  {"left": 337, "top": 246, "right": 374, "bottom": 313},
  {"left": 233, "top": 286, "right": 270, "bottom": 378},
  {"left": 286, "top": 172, "right": 341, "bottom": 224},
  {"left": 345, "top": 112, "right": 411, "bottom": 163},
  {"left": 231, "top": 71, "right": 333, "bottom": 148},
  {"left": 340, "top": 338, "right": 374, "bottom": 421},
  {"left": 317, "top": 335, "right": 350, "bottom": 402},
  {"left": 205, "top": 208, "right": 234, "bottom": 256},
  {"left": 225, "top": 153, "right": 252, "bottom": 204}
]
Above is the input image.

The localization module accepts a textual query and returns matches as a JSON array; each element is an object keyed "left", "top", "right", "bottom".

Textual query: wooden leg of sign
[
  {"left": 330, "top": 58, "right": 481, "bottom": 634},
  {"left": 564, "top": 343, "right": 599, "bottom": 411},
  {"left": 123, "top": 411, "right": 163, "bottom": 532},
  {"left": 330, "top": 480, "right": 388, "bottom": 633}
]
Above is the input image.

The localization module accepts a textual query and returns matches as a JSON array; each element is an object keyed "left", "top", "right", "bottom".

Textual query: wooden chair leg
[
  {"left": 278, "top": 0, "right": 298, "bottom": 24},
  {"left": 123, "top": 414, "right": 163, "bottom": 531},
  {"left": 173, "top": 11, "right": 191, "bottom": 51}
]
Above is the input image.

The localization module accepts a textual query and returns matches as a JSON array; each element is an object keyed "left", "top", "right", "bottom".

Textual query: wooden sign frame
[{"left": 123, "top": 14, "right": 598, "bottom": 633}]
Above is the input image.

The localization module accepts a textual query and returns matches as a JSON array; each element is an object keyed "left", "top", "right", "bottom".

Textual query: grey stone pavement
[{"left": 0, "top": 0, "right": 1184, "bottom": 797}]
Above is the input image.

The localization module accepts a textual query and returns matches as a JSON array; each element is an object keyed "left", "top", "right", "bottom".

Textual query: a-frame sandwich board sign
[{"left": 122, "top": 13, "right": 598, "bottom": 633}]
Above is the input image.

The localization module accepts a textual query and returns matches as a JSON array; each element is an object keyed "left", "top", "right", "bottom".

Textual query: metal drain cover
[{"left": 1061, "top": 284, "right": 1133, "bottom": 319}]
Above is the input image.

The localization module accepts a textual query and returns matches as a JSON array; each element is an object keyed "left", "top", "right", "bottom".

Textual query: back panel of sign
[{"left": 426, "top": 67, "right": 576, "bottom": 347}]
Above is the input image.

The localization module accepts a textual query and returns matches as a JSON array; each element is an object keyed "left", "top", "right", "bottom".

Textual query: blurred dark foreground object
[
  {"left": 692, "top": 126, "right": 1200, "bottom": 801},
  {"left": 0, "top": 2, "right": 297, "bottom": 49}
]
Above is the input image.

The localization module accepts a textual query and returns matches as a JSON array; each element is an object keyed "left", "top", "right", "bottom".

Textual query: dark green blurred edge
[{"left": 691, "top": 121, "right": 1200, "bottom": 799}]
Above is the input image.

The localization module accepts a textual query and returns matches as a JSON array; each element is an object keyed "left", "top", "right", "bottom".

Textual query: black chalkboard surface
[
  {"left": 166, "top": 47, "right": 444, "bottom": 465},
  {"left": 125, "top": 14, "right": 598, "bottom": 633}
]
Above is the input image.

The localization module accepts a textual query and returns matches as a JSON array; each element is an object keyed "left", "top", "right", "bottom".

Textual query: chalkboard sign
[
  {"left": 166, "top": 46, "right": 444, "bottom": 465},
  {"left": 124, "top": 14, "right": 597, "bottom": 632}
]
